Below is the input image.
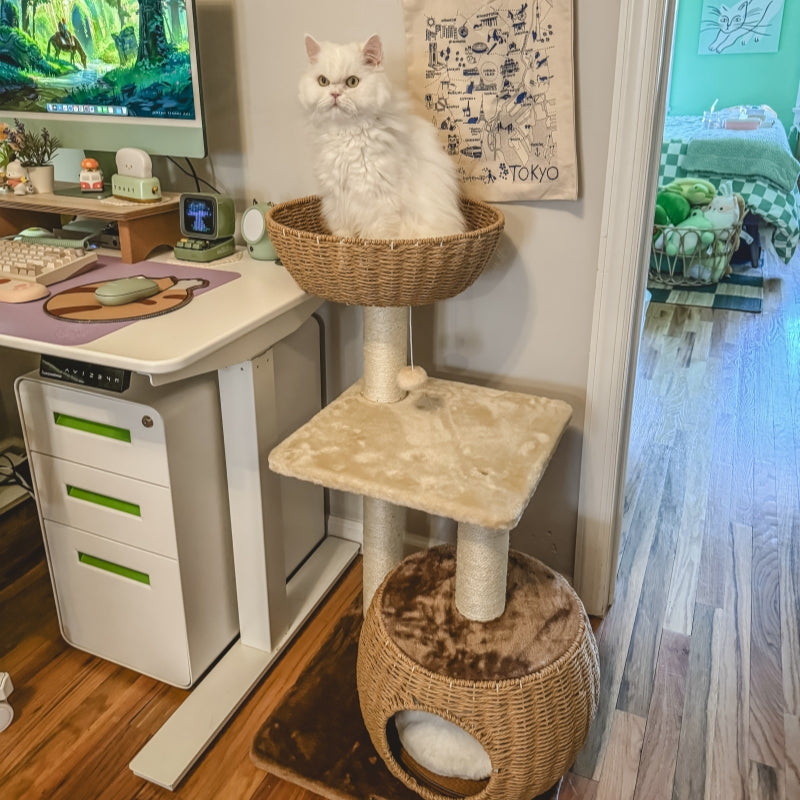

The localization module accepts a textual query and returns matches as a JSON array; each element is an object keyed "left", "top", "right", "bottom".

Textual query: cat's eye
[
  {"left": 318, "top": 75, "right": 330, "bottom": 86},
  {"left": 345, "top": 76, "right": 360, "bottom": 88}
]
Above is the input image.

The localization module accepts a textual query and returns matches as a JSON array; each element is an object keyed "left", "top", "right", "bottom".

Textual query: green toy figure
[{"left": 665, "top": 208, "right": 715, "bottom": 256}]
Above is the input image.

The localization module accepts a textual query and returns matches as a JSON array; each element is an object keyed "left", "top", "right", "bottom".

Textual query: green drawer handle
[
  {"left": 78, "top": 553, "right": 150, "bottom": 585},
  {"left": 67, "top": 485, "right": 141, "bottom": 517},
  {"left": 54, "top": 413, "right": 131, "bottom": 443}
]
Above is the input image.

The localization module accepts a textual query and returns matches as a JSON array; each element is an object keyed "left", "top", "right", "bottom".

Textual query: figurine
[
  {"left": 5, "top": 160, "right": 28, "bottom": 190},
  {"left": 79, "top": 157, "right": 104, "bottom": 192}
]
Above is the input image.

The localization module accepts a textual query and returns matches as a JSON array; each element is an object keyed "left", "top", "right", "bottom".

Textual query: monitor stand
[{"left": 0, "top": 187, "right": 181, "bottom": 263}]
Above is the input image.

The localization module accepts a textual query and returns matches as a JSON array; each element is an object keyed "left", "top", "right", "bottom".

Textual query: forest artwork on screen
[{"left": 0, "top": 0, "right": 197, "bottom": 122}]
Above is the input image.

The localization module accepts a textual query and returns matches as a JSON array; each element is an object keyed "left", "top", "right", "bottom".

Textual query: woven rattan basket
[
  {"left": 265, "top": 196, "right": 504, "bottom": 307},
  {"left": 357, "top": 546, "right": 600, "bottom": 800}
]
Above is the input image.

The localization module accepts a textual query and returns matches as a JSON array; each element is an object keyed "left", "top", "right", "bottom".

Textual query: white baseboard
[{"left": 326, "top": 514, "right": 437, "bottom": 556}]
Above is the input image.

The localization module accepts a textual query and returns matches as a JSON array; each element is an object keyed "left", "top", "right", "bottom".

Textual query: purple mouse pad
[{"left": 0, "top": 254, "right": 240, "bottom": 347}]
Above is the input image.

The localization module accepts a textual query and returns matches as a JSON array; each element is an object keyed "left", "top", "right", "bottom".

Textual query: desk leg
[{"left": 128, "top": 352, "right": 359, "bottom": 789}]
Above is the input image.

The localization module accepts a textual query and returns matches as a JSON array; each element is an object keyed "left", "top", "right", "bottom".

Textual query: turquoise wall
[{"left": 669, "top": 0, "right": 800, "bottom": 138}]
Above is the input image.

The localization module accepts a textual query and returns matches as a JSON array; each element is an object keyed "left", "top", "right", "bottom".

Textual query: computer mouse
[
  {"left": 0, "top": 279, "right": 51, "bottom": 303},
  {"left": 94, "top": 277, "right": 160, "bottom": 306},
  {"left": 15, "top": 227, "right": 54, "bottom": 240}
]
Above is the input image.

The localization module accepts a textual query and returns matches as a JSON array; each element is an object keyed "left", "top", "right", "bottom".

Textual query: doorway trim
[{"left": 573, "top": 0, "right": 676, "bottom": 616}]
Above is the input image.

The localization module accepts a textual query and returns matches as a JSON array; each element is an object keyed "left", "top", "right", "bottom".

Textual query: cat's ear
[
  {"left": 362, "top": 34, "right": 383, "bottom": 67},
  {"left": 305, "top": 34, "right": 321, "bottom": 64}
]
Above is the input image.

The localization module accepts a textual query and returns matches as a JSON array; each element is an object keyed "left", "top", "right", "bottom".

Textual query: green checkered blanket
[{"left": 660, "top": 138, "right": 800, "bottom": 264}]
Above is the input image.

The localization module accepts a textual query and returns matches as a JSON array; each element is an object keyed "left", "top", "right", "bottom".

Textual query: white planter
[{"left": 27, "top": 164, "right": 55, "bottom": 194}]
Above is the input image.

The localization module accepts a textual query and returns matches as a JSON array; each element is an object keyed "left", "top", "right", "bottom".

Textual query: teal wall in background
[{"left": 669, "top": 0, "right": 800, "bottom": 138}]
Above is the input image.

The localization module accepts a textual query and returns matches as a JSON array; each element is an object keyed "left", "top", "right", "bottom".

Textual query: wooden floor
[
  {"left": 571, "top": 240, "right": 800, "bottom": 799},
  {"left": 2, "top": 240, "right": 799, "bottom": 799}
]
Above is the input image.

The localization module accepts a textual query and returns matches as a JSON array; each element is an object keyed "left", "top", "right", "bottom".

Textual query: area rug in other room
[
  {"left": 250, "top": 594, "right": 562, "bottom": 800},
  {"left": 647, "top": 267, "right": 763, "bottom": 313}
]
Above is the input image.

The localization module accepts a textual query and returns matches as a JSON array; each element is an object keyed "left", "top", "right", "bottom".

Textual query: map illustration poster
[{"left": 403, "top": 0, "right": 578, "bottom": 201}]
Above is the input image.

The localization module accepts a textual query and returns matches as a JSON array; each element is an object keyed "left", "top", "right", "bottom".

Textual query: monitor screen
[{"left": 0, "top": 0, "right": 206, "bottom": 158}]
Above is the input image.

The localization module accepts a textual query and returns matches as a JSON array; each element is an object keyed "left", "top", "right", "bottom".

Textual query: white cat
[{"left": 298, "top": 34, "right": 465, "bottom": 239}]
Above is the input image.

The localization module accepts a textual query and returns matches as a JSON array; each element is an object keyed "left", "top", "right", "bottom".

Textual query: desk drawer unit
[
  {"left": 15, "top": 371, "right": 238, "bottom": 687},
  {"left": 46, "top": 522, "right": 194, "bottom": 687},
  {"left": 31, "top": 453, "right": 178, "bottom": 558},
  {"left": 16, "top": 379, "right": 171, "bottom": 485}
]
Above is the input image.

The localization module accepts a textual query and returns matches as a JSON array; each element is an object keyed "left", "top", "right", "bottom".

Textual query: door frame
[{"left": 573, "top": 0, "right": 676, "bottom": 615}]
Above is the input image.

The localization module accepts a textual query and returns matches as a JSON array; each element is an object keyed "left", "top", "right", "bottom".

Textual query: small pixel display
[{"left": 181, "top": 196, "right": 217, "bottom": 238}]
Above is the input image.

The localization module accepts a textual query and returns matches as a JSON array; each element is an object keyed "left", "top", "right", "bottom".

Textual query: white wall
[{"left": 165, "top": 1, "right": 621, "bottom": 578}]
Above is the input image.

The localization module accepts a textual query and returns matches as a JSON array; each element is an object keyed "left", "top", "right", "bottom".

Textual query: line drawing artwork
[
  {"left": 699, "top": 0, "right": 785, "bottom": 55},
  {"left": 420, "top": 0, "right": 564, "bottom": 192}
]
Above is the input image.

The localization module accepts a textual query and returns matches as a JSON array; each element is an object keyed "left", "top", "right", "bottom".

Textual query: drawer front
[
  {"left": 17, "top": 379, "right": 170, "bottom": 485},
  {"left": 33, "top": 453, "right": 178, "bottom": 558},
  {"left": 45, "top": 522, "right": 192, "bottom": 687}
]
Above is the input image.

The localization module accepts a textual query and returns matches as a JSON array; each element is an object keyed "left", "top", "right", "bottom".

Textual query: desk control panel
[{"left": 40, "top": 355, "right": 131, "bottom": 393}]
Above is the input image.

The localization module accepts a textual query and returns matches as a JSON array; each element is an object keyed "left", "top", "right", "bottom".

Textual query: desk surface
[{"left": 0, "top": 248, "right": 323, "bottom": 384}]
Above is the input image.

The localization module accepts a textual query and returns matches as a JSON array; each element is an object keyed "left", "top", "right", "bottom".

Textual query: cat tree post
[
  {"left": 455, "top": 523, "right": 510, "bottom": 621},
  {"left": 361, "top": 305, "right": 408, "bottom": 610}
]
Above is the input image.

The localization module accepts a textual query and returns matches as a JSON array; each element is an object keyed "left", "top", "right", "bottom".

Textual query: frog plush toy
[
  {"left": 665, "top": 208, "right": 715, "bottom": 256},
  {"left": 661, "top": 177, "right": 716, "bottom": 207}
]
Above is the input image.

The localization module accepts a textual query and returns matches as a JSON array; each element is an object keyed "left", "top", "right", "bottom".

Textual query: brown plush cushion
[{"left": 379, "top": 546, "right": 583, "bottom": 681}]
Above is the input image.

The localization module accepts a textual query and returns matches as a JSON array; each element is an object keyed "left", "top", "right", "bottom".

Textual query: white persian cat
[{"left": 298, "top": 34, "right": 465, "bottom": 239}]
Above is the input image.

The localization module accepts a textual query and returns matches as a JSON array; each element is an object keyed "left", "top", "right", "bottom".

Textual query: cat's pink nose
[{"left": 331, "top": 92, "right": 341, "bottom": 100}]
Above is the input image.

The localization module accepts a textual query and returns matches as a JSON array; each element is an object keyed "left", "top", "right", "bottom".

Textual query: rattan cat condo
[{"left": 266, "top": 195, "right": 599, "bottom": 799}]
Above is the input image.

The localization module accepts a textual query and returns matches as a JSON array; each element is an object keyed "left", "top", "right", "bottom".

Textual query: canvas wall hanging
[
  {"left": 699, "top": 0, "right": 785, "bottom": 55},
  {"left": 402, "top": 0, "right": 578, "bottom": 201}
]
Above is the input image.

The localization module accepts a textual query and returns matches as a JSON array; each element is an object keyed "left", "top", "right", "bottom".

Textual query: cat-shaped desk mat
[{"left": 0, "top": 255, "right": 241, "bottom": 347}]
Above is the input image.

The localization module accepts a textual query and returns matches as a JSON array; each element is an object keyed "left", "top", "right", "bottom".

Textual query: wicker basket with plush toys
[{"left": 650, "top": 178, "right": 745, "bottom": 286}]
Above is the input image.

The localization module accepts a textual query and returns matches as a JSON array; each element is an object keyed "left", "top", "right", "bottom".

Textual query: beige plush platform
[{"left": 269, "top": 378, "right": 571, "bottom": 530}]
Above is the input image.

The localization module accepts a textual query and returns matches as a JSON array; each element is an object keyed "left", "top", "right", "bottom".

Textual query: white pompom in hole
[
  {"left": 394, "top": 709, "right": 492, "bottom": 780},
  {"left": 397, "top": 365, "right": 428, "bottom": 392}
]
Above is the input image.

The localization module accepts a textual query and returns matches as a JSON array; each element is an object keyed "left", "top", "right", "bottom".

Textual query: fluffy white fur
[
  {"left": 299, "top": 34, "right": 465, "bottom": 239},
  {"left": 394, "top": 710, "right": 492, "bottom": 780}
]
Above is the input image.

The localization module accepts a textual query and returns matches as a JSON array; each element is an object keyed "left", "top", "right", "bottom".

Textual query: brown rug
[{"left": 250, "top": 595, "right": 561, "bottom": 800}]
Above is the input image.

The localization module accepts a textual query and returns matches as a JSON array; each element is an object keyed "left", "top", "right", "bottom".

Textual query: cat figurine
[{"left": 298, "top": 34, "right": 465, "bottom": 239}]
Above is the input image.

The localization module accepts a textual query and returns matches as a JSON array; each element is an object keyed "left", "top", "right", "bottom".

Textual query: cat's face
[
  {"left": 718, "top": 2, "right": 749, "bottom": 32},
  {"left": 298, "top": 34, "right": 391, "bottom": 121}
]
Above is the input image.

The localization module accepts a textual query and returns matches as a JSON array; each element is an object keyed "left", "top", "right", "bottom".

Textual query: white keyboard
[{"left": 0, "top": 238, "right": 99, "bottom": 286}]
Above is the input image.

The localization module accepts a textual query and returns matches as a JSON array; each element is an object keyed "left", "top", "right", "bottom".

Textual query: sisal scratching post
[
  {"left": 362, "top": 495, "right": 406, "bottom": 612},
  {"left": 360, "top": 305, "right": 409, "bottom": 612},
  {"left": 362, "top": 306, "right": 407, "bottom": 403},
  {"left": 455, "top": 523, "right": 510, "bottom": 621}
]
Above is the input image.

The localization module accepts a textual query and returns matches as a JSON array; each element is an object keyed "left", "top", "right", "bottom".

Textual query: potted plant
[{"left": 5, "top": 119, "right": 62, "bottom": 193}]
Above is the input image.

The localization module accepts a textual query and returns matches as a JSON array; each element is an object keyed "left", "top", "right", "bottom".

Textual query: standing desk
[{"left": 0, "top": 248, "right": 360, "bottom": 789}]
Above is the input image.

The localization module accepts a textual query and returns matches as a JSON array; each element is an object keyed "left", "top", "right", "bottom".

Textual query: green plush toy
[
  {"left": 662, "top": 177, "right": 716, "bottom": 206},
  {"left": 655, "top": 190, "right": 690, "bottom": 225},
  {"left": 665, "top": 208, "right": 716, "bottom": 256}
]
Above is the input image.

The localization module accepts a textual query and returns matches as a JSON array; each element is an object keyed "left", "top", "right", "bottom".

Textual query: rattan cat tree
[{"left": 265, "top": 196, "right": 599, "bottom": 800}]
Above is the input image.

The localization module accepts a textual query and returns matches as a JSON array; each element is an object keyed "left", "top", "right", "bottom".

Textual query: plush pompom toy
[{"left": 397, "top": 365, "right": 428, "bottom": 392}]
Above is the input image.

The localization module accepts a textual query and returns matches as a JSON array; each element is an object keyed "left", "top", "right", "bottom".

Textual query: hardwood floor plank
[
  {"left": 780, "top": 515, "right": 800, "bottom": 716},
  {"left": 707, "top": 523, "right": 752, "bottom": 800},
  {"left": 672, "top": 603, "right": 718, "bottom": 800},
  {"left": 664, "top": 352, "right": 720, "bottom": 634},
  {"left": 595, "top": 710, "right": 646, "bottom": 800},
  {"left": 617, "top": 432, "right": 687, "bottom": 716},
  {"left": 748, "top": 761, "right": 781, "bottom": 800},
  {"left": 749, "top": 484, "right": 784, "bottom": 769},
  {"left": 784, "top": 714, "right": 800, "bottom": 800},
  {"left": 560, "top": 772, "right": 599, "bottom": 800},
  {"left": 631, "top": 630, "right": 689, "bottom": 800},
  {"left": 573, "top": 443, "right": 672, "bottom": 779}
]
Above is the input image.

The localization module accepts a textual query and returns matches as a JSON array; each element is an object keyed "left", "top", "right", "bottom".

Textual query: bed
[{"left": 659, "top": 115, "right": 800, "bottom": 264}]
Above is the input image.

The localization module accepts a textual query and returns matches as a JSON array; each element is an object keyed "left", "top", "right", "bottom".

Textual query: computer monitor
[{"left": 0, "top": 0, "right": 206, "bottom": 159}]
